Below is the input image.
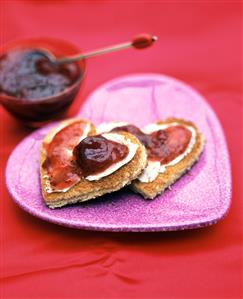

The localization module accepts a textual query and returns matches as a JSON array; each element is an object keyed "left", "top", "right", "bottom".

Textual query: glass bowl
[{"left": 0, "top": 37, "right": 86, "bottom": 127}]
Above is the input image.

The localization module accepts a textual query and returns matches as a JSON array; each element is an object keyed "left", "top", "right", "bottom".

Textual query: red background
[{"left": 0, "top": 1, "right": 242, "bottom": 298}]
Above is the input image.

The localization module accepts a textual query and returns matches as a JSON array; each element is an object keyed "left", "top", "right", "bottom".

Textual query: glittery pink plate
[{"left": 6, "top": 74, "right": 231, "bottom": 232}]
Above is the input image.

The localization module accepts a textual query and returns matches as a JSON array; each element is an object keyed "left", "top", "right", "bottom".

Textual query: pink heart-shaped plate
[{"left": 6, "top": 74, "right": 231, "bottom": 232}]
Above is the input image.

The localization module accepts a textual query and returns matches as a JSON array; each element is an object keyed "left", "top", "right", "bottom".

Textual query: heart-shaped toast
[
  {"left": 40, "top": 118, "right": 147, "bottom": 208},
  {"left": 96, "top": 117, "right": 205, "bottom": 199},
  {"left": 131, "top": 118, "right": 205, "bottom": 199}
]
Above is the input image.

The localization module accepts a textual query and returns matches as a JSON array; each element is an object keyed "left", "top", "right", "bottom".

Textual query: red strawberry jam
[
  {"left": 112, "top": 124, "right": 192, "bottom": 163},
  {"left": 42, "top": 120, "right": 88, "bottom": 191}
]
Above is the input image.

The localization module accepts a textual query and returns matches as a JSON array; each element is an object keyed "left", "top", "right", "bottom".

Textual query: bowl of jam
[{"left": 0, "top": 37, "right": 86, "bottom": 127}]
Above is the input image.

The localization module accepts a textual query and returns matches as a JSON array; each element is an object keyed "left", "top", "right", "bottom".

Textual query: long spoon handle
[{"left": 56, "top": 34, "right": 157, "bottom": 64}]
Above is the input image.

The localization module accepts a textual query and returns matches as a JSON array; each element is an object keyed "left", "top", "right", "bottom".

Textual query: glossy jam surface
[
  {"left": 0, "top": 49, "right": 81, "bottom": 100},
  {"left": 42, "top": 121, "right": 87, "bottom": 191},
  {"left": 112, "top": 124, "right": 192, "bottom": 163},
  {"left": 73, "top": 135, "right": 129, "bottom": 177}
]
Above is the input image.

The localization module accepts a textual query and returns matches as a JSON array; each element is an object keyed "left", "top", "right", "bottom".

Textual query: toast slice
[
  {"left": 40, "top": 121, "right": 147, "bottom": 208},
  {"left": 131, "top": 118, "right": 205, "bottom": 199}
]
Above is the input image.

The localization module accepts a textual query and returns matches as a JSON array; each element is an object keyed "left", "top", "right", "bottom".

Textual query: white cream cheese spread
[{"left": 96, "top": 122, "right": 128, "bottom": 134}]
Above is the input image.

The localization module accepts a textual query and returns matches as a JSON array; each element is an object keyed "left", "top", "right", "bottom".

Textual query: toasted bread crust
[
  {"left": 40, "top": 120, "right": 147, "bottom": 208},
  {"left": 131, "top": 118, "right": 205, "bottom": 199}
]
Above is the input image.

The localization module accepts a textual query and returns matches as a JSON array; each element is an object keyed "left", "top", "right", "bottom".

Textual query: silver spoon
[{"left": 34, "top": 33, "right": 158, "bottom": 65}]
